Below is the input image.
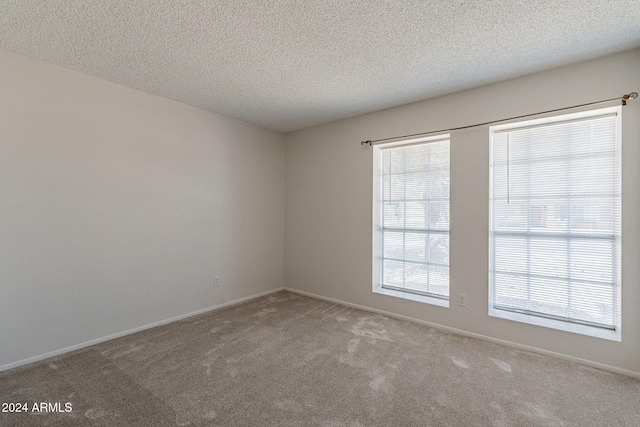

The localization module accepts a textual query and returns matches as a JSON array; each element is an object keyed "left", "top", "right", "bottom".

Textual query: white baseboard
[
  {"left": 5, "top": 286, "right": 638, "bottom": 379},
  {"left": 0, "top": 287, "right": 285, "bottom": 373},
  {"left": 284, "top": 287, "right": 640, "bottom": 379}
]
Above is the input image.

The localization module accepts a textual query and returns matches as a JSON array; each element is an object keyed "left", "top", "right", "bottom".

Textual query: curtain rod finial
[
  {"left": 361, "top": 140, "right": 372, "bottom": 146},
  {"left": 622, "top": 92, "right": 638, "bottom": 105}
]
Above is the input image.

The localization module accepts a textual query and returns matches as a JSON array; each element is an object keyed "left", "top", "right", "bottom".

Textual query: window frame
[
  {"left": 372, "top": 135, "right": 451, "bottom": 307},
  {"left": 488, "top": 106, "right": 622, "bottom": 341}
]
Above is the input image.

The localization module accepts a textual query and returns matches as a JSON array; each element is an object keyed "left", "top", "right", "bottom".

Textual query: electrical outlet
[
  {"left": 457, "top": 293, "right": 467, "bottom": 306},
  {"left": 214, "top": 276, "right": 220, "bottom": 286}
]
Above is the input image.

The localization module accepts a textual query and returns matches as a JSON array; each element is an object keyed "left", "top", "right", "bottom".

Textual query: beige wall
[
  {"left": 285, "top": 48, "right": 640, "bottom": 375},
  {"left": 0, "top": 49, "right": 285, "bottom": 369},
  {"left": 2, "top": 45, "right": 638, "bottom": 376}
]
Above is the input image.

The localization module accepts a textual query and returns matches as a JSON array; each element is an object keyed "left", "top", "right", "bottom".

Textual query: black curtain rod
[{"left": 360, "top": 91, "right": 638, "bottom": 146}]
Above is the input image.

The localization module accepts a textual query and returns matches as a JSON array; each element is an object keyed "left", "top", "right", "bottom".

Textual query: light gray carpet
[{"left": 1, "top": 291, "right": 639, "bottom": 426}]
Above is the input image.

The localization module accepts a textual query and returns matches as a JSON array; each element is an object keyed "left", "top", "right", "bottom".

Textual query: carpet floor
[{"left": 1, "top": 291, "right": 639, "bottom": 426}]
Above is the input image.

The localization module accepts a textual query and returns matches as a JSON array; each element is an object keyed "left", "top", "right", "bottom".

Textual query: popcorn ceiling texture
[{"left": 1, "top": 1, "right": 639, "bottom": 132}]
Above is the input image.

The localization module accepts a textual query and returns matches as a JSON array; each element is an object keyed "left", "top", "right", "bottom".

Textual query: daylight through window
[
  {"left": 373, "top": 136, "right": 450, "bottom": 306},
  {"left": 489, "top": 106, "right": 621, "bottom": 340}
]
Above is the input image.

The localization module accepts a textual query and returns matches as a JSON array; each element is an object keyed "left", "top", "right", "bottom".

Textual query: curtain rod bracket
[{"left": 361, "top": 140, "right": 372, "bottom": 146}]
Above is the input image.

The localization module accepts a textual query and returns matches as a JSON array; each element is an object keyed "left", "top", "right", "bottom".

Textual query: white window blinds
[
  {"left": 379, "top": 138, "right": 450, "bottom": 299},
  {"left": 489, "top": 107, "right": 621, "bottom": 334}
]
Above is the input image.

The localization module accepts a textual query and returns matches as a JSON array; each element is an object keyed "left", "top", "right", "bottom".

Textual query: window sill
[
  {"left": 373, "top": 286, "right": 449, "bottom": 308},
  {"left": 489, "top": 307, "right": 620, "bottom": 342}
]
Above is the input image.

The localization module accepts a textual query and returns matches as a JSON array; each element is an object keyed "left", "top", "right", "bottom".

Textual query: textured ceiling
[{"left": 1, "top": 1, "right": 640, "bottom": 133}]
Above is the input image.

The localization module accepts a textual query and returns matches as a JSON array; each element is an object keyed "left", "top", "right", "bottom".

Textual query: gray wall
[
  {"left": 0, "top": 49, "right": 285, "bottom": 369},
  {"left": 285, "top": 49, "right": 640, "bottom": 375}
]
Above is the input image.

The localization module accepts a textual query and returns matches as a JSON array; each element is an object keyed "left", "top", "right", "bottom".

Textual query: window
[
  {"left": 373, "top": 135, "right": 450, "bottom": 306},
  {"left": 489, "top": 106, "right": 621, "bottom": 340}
]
